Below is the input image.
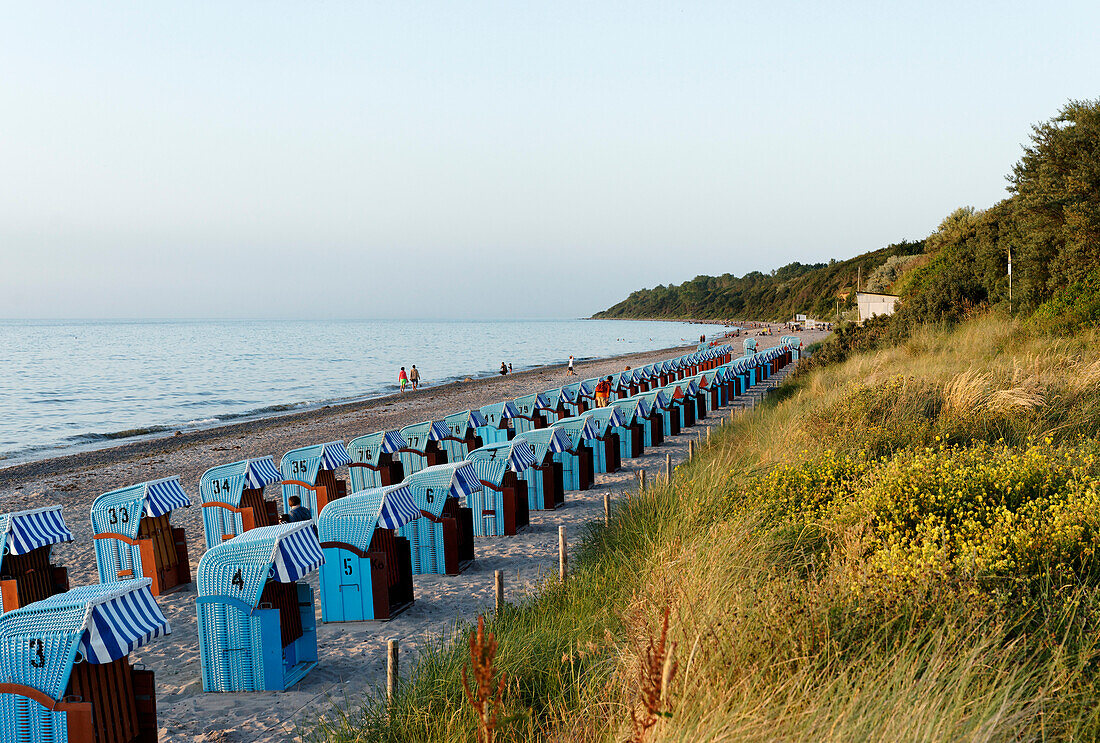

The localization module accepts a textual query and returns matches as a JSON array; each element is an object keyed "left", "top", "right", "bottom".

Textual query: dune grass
[{"left": 309, "top": 315, "right": 1100, "bottom": 742}]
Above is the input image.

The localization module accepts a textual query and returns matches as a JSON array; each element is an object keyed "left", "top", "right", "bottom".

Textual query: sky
[{"left": 1, "top": 1, "right": 1097, "bottom": 320}]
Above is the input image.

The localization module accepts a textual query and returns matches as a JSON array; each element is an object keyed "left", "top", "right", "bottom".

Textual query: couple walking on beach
[{"left": 399, "top": 365, "right": 421, "bottom": 391}]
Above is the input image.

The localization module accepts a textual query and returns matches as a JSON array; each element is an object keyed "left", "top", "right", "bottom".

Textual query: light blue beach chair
[
  {"left": 540, "top": 388, "right": 570, "bottom": 425},
  {"left": 548, "top": 415, "right": 599, "bottom": 491},
  {"left": 199, "top": 456, "right": 285, "bottom": 549},
  {"left": 584, "top": 406, "right": 625, "bottom": 474},
  {"left": 397, "top": 463, "right": 481, "bottom": 575},
  {"left": 611, "top": 397, "right": 650, "bottom": 458},
  {"left": 0, "top": 506, "right": 73, "bottom": 614},
  {"left": 560, "top": 382, "right": 588, "bottom": 417},
  {"left": 316, "top": 484, "right": 419, "bottom": 622},
  {"left": 511, "top": 392, "right": 551, "bottom": 434},
  {"left": 346, "top": 430, "right": 408, "bottom": 491},
  {"left": 92, "top": 477, "right": 192, "bottom": 597},
  {"left": 196, "top": 523, "right": 323, "bottom": 692},
  {"left": 398, "top": 420, "right": 451, "bottom": 476},
  {"left": 513, "top": 428, "right": 571, "bottom": 510},
  {"left": 0, "top": 580, "right": 170, "bottom": 743},
  {"left": 279, "top": 441, "right": 352, "bottom": 520},
  {"left": 465, "top": 439, "right": 537, "bottom": 537},
  {"left": 442, "top": 410, "right": 487, "bottom": 462},
  {"left": 479, "top": 401, "right": 519, "bottom": 444}
]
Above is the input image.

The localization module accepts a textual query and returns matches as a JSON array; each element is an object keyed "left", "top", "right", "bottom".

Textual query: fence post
[
  {"left": 495, "top": 570, "right": 504, "bottom": 613},
  {"left": 688, "top": 439, "right": 695, "bottom": 461},
  {"left": 665, "top": 453, "right": 672, "bottom": 482},
  {"left": 603, "top": 491, "right": 610, "bottom": 525},
  {"left": 387, "top": 639, "right": 399, "bottom": 703},
  {"left": 559, "top": 526, "right": 567, "bottom": 583},
  {"left": 637, "top": 469, "right": 646, "bottom": 491}
]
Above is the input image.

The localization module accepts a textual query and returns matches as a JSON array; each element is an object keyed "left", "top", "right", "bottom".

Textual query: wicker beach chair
[
  {"left": 539, "top": 388, "right": 570, "bottom": 425},
  {"left": 397, "top": 463, "right": 481, "bottom": 575},
  {"left": 465, "top": 439, "right": 537, "bottom": 537},
  {"left": 196, "top": 523, "right": 323, "bottom": 692},
  {"left": 744, "top": 337, "right": 758, "bottom": 356},
  {"left": 0, "top": 580, "right": 170, "bottom": 743},
  {"left": 0, "top": 506, "right": 73, "bottom": 614},
  {"left": 92, "top": 478, "right": 192, "bottom": 597},
  {"left": 610, "top": 397, "right": 650, "bottom": 458},
  {"left": 548, "top": 415, "right": 599, "bottom": 491},
  {"left": 199, "top": 456, "right": 284, "bottom": 549},
  {"left": 397, "top": 421, "right": 451, "bottom": 476},
  {"left": 512, "top": 428, "right": 570, "bottom": 511},
  {"left": 478, "top": 401, "right": 519, "bottom": 445},
  {"left": 584, "top": 406, "right": 625, "bottom": 474},
  {"left": 279, "top": 441, "right": 352, "bottom": 520},
  {"left": 441, "top": 410, "right": 487, "bottom": 463},
  {"left": 316, "top": 484, "right": 418, "bottom": 622},
  {"left": 511, "top": 392, "right": 550, "bottom": 434},
  {"left": 347, "top": 430, "right": 408, "bottom": 491}
]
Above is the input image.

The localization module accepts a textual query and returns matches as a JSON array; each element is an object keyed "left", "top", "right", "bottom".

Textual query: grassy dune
[{"left": 312, "top": 314, "right": 1100, "bottom": 742}]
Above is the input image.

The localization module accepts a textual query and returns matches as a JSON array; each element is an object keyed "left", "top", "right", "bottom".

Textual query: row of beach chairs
[{"left": 0, "top": 337, "right": 801, "bottom": 742}]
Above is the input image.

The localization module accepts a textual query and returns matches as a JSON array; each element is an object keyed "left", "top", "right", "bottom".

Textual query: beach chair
[
  {"left": 610, "top": 397, "right": 649, "bottom": 459},
  {"left": 479, "top": 401, "right": 519, "bottom": 445},
  {"left": 631, "top": 392, "right": 667, "bottom": 447},
  {"left": 511, "top": 392, "right": 550, "bottom": 434},
  {"left": 397, "top": 421, "right": 451, "bottom": 476},
  {"left": 196, "top": 523, "right": 323, "bottom": 692},
  {"left": 92, "top": 478, "right": 192, "bottom": 597},
  {"left": 648, "top": 385, "right": 682, "bottom": 437},
  {"left": 279, "top": 442, "right": 352, "bottom": 520},
  {"left": 465, "top": 439, "right": 537, "bottom": 537},
  {"left": 584, "top": 407, "right": 624, "bottom": 474},
  {"left": 397, "top": 463, "right": 481, "bottom": 575},
  {"left": 0, "top": 506, "right": 73, "bottom": 614},
  {"left": 441, "top": 410, "right": 487, "bottom": 462},
  {"left": 607, "top": 372, "right": 632, "bottom": 401},
  {"left": 549, "top": 416, "right": 599, "bottom": 491},
  {"left": 685, "top": 374, "right": 712, "bottom": 418},
  {"left": 560, "top": 382, "right": 588, "bottom": 417},
  {"left": 316, "top": 484, "right": 418, "bottom": 621},
  {"left": 661, "top": 382, "right": 696, "bottom": 429},
  {"left": 199, "top": 457, "right": 285, "bottom": 549},
  {"left": 513, "top": 428, "right": 570, "bottom": 511},
  {"left": 744, "top": 337, "right": 758, "bottom": 356},
  {"left": 0, "top": 580, "right": 170, "bottom": 743},
  {"left": 540, "top": 388, "right": 571, "bottom": 425},
  {"left": 640, "top": 364, "right": 657, "bottom": 392},
  {"left": 347, "top": 430, "right": 408, "bottom": 491}
]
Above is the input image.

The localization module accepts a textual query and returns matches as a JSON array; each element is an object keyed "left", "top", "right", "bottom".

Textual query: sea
[{"left": 0, "top": 318, "right": 731, "bottom": 464}]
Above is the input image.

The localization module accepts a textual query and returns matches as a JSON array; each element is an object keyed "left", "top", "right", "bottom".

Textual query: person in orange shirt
[{"left": 595, "top": 376, "right": 612, "bottom": 407}]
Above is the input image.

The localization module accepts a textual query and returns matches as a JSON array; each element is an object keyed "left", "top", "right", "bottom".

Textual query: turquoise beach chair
[
  {"left": 397, "top": 463, "right": 481, "bottom": 575},
  {"left": 513, "top": 428, "right": 571, "bottom": 511},
  {"left": 645, "top": 386, "right": 681, "bottom": 437},
  {"left": 465, "top": 439, "right": 537, "bottom": 537},
  {"left": 611, "top": 397, "right": 649, "bottom": 458},
  {"left": 398, "top": 420, "right": 451, "bottom": 475},
  {"left": 549, "top": 415, "right": 599, "bottom": 491},
  {"left": 196, "top": 522, "right": 323, "bottom": 692},
  {"left": 512, "top": 392, "right": 550, "bottom": 434},
  {"left": 442, "top": 410, "right": 487, "bottom": 462},
  {"left": 0, "top": 506, "right": 73, "bottom": 614},
  {"left": 540, "top": 388, "right": 571, "bottom": 425},
  {"left": 316, "top": 483, "right": 419, "bottom": 622},
  {"left": 92, "top": 477, "right": 192, "bottom": 596},
  {"left": 346, "top": 430, "right": 408, "bottom": 491},
  {"left": 585, "top": 406, "right": 625, "bottom": 474},
  {"left": 560, "top": 382, "right": 588, "bottom": 417},
  {"left": 280, "top": 441, "right": 352, "bottom": 520},
  {"left": 199, "top": 456, "right": 285, "bottom": 549},
  {"left": 479, "top": 401, "right": 519, "bottom": 444},
  {"left": 0, "top": 580, "right": 170, "bottom": 742}
]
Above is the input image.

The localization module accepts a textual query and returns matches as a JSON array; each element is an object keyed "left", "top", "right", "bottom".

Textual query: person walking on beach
[
  {"left": 567, "top": 355, "right": 576, "bottom": 375},
  {"left": 398, "top": 367, "right": 409, "bottom": 392},
  {"left": 409, "top": 365, "right": 421, "bottom": 390},
  {"left": 595, "top": 376, "right": 612, "bottom": 407}
]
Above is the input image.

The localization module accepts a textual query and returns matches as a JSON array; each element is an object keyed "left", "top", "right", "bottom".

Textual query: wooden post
[
  {"left": 603, "top": 491, "right": 610, "bottom": 525},
  {"left": 688, "top": 439, "right": 695, "bottom": 461},
  {"left": 387, "top": 639, "right": 399, "bottom": 703},
  {"left": 495, "top": 570, "right": 504, "bottom": 613},
  {"left": 665, "top": 453, "right": 671, "bottom": 482},
  {"left": 707, "top": 426, "right": 711, "bottom": 443},
  {"left": 559, "top": 526, "right": 567, "bottom": 583},
  {"left": 637, "top": 469, "right": 646, "bottom": 491}
]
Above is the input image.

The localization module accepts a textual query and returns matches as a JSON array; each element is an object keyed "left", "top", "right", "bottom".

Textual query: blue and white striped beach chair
[
  {"left": 465, "top": 439, "right": 537, "bottom": 537},
  {"left": 441, "top": 410, "right": 487, "bottom": 462},
  {"left": 513, "top": 428, "right": 571, "bottom": 511},
  {"left": 548, "top": 415, "right": 599, "bottom": 491},
  {"left": 347, "top": 430, "right": 408, "bottom": 491},
  {"left": 199, "top": 456, "right": 284, "bottom": 549},
  {"left": 0, "top": 580, "right": 170, "bottom": 743},
  {"left": 540, "top": 388, "right": 570, "bottom": 425},
  {"left": 279, "top": 441, "right": 352, "bottom": 519},
  {"left": 397, "top": 463, "right": 481, "bottom": 575},
  {"left": 0, "top": 506, "right": 73, "bottom": 614},
  {"left": 316, "top": 484, "right": 419, "bottom": 622},
  {"left": 478, "top": 401, "right": 519, "bottom": 445},
  {"left": 92, "top": 477, "right": 192, "bottom": 597},
  {"left": 511, "top": 392, "right": 550, "bottom": 434},
  {"left": 397, "top": 420, "right": 451, "bottom": 476},
  {"left": 196, "top": 523, "right": 324, "bottom": 692},
  {"left": 584, "top": 406, "right": 625, "bottom": 474},
  {"left": 610, "top": 397, "right": 650, "bottom": 458}
]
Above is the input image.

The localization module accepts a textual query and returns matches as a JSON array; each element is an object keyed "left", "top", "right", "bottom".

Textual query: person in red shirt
[{"left": 595, "top": 377, "right": 612, "bottom": 407}]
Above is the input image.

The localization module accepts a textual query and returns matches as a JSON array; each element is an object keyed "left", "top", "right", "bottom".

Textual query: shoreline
[{"left": 0, "top": 342, "right": 698, "bottom": 486}]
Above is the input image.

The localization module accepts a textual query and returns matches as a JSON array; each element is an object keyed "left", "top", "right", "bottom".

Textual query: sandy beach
[{"left": 0, "top": 327, "right": 824, "bottom": 742}]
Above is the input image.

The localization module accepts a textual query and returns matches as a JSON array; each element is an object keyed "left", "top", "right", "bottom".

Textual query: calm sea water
[{"left": 0, "top": 319, "right": 729, "bottom": 463}]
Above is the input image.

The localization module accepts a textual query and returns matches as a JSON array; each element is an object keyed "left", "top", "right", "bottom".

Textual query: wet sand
[{"left": 0, "top": 327, "right": 824, "bottom": 742}]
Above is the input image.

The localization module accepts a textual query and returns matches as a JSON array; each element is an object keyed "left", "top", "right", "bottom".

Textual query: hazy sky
[{"left": 1, "top": 1, "right": 1097, "bottom": 320}]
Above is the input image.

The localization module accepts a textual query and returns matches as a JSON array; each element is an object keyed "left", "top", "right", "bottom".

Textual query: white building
[{"left": 856, "top": 292, "right": 899, "bottom": 323}]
